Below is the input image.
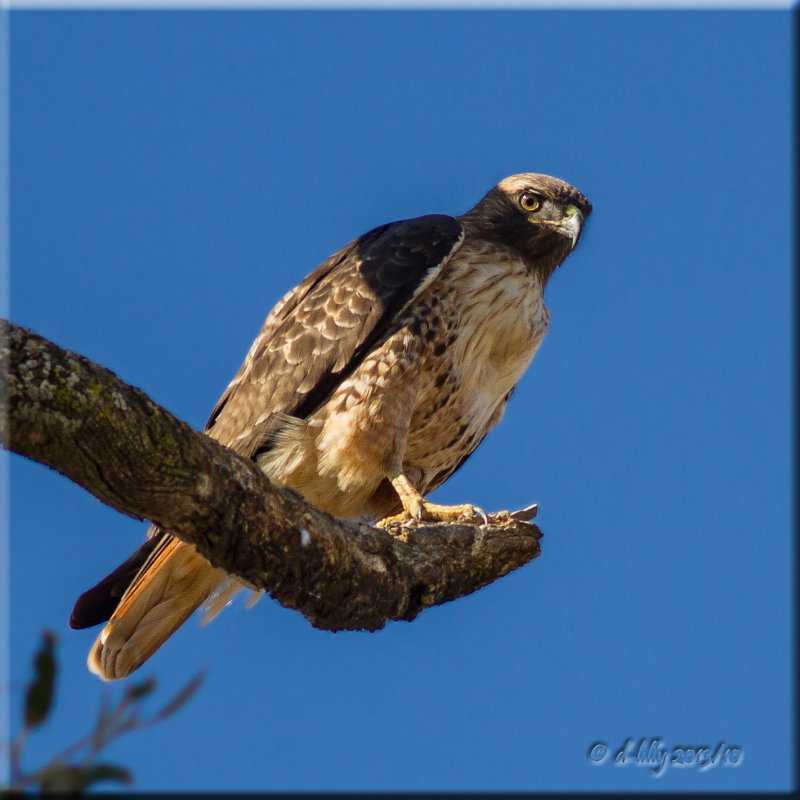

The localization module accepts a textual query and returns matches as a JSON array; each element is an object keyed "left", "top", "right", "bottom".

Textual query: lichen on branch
[{"left": 1, "top": 318, "right": 542, "bottom": 632}]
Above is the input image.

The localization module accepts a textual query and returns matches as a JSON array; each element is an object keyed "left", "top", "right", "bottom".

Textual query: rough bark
[{"left": 1, "top": 319, "right": 542, "bottom": 632}]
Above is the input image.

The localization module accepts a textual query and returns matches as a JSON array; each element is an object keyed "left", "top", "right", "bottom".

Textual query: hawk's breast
[{"left": 405, "top": 242, "right": 549, "bottom": 492}]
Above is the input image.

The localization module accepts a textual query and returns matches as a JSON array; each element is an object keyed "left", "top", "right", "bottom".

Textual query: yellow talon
[{"left": 378, "top": 469, "right": 488, "bottom": 526}]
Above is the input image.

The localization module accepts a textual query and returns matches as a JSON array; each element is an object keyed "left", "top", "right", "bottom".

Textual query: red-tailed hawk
[{"left": 71, "top": 173, "right": 592, "bottom": 679}]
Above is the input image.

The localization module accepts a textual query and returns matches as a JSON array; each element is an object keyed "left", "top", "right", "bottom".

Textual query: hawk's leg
[{"left": 376, "top": 470, "right": 488, "bottom": 527}]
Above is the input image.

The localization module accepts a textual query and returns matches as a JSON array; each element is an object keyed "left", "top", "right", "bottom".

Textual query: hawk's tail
[{"left": 86, "top": 536, "right": 228, "bottom": 681}]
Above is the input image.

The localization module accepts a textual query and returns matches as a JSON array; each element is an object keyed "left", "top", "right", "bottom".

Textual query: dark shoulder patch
[{"left": 357, "top": 215, "right": 463, "bottom": 294}]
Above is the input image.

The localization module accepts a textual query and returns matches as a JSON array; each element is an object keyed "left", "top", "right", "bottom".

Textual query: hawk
[{"left": 70, "top": 173, "right": 592, "bottom": 679}]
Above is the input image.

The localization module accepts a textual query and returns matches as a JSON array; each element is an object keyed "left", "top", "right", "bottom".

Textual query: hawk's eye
[{"left": 519, "top": 192, "right": 542, "bottom": 212}]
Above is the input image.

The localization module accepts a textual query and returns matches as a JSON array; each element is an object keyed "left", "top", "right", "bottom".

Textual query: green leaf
[
  {"left": 24, "top": 631, "right": 57, "bottom": 730},
  {"left": 36, "top": 766, "right": 86, "bottom": 792},
  {"left": 37, "top": 763, "right": 132, "bottom": 793},
  {"left": 77, "top": 763, "right": 133, "bottom": 790},
  {"left": 124, "top": 676, "right": 157, "bottom": 702}
]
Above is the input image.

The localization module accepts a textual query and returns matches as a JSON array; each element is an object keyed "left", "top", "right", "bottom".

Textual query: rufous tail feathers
[{"left": 88, "top": 537, "right": 228, "bottom": 681}]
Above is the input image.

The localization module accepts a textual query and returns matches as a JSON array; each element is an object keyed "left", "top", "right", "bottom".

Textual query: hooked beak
[
  {"left": 557, "top": 205, "right": 583, "bottom": 247},
  {"left": 529, "top": 204, "right": 584, "bottom": 248}
]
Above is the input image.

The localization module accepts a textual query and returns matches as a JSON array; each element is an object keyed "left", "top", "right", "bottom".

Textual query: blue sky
[{"left": 5, "top": 8, "right": 792, "bottom": 792}]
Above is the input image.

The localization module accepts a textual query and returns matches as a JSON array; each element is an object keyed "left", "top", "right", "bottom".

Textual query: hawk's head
[{"left": 461, "top": 172, "right": 592, "bottom": 283}]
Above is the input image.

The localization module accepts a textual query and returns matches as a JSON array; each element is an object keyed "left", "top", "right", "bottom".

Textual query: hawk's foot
[{"left": 378, "top": 470, "right": 488, "bottom": 528}]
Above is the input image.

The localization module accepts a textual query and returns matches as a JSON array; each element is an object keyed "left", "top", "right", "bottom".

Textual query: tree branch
[{"left": 1, "top": 319, "right": 542, "bottom": 632}]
